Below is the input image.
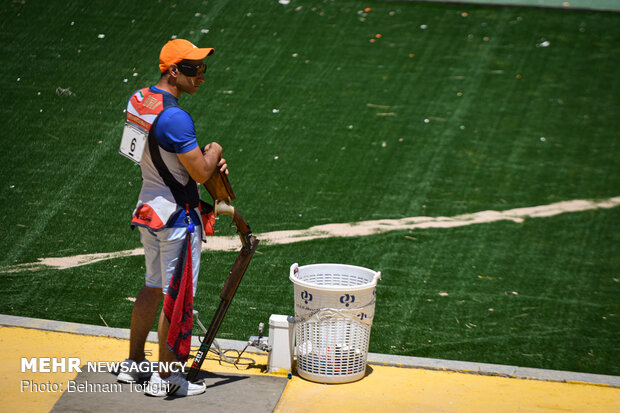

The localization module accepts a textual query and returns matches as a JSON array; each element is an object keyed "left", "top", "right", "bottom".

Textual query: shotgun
[{"left": 186, "top": 170, "right": 259, "bottom": 383}]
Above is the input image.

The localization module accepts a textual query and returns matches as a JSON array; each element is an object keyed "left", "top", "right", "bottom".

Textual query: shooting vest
[{"left": 127, "top": 87, "right": 200, "bottom": 231}]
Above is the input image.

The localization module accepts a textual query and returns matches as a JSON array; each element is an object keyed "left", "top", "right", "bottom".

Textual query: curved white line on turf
[{"left": 3, "top": 196, "right": 619, "bottom": 272}]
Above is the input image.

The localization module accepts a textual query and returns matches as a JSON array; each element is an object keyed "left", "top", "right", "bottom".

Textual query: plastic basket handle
[
  {"left": 374, "top": 271, "right": 382, "bottom": 283},
  {"left": 290, "top": 263, "right": 299, "bottom": 278}
]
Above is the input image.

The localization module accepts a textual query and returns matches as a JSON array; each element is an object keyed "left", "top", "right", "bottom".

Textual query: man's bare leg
[
  {"left": 157, "top": 310, "right": 178, "bottom": 379},
  {"left": 129, "top": 285, "right": 163, "bottom": 362}
]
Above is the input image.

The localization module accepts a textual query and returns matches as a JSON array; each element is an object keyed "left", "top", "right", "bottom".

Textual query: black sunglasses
[{"left": 177, "top": 61, "right": 206, "bottom": 77}]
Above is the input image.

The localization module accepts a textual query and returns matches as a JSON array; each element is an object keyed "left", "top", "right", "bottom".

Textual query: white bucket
[{"left": 290, "top": 263, "right": 381, "bottom": 383}]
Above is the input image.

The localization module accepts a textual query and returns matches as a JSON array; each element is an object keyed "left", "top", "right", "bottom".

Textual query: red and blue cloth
[{"left": 163, "top": 233, "right": 194, "bottom": 362}]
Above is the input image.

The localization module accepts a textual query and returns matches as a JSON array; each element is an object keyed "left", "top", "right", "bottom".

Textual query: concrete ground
[{"left": 1, "top": 314, "right": 618, "bottom": 412}]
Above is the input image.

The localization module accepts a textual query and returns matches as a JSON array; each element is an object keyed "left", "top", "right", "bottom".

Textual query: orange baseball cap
[{"left": 159, "top": 39, "right": 214, "bottom": 73}]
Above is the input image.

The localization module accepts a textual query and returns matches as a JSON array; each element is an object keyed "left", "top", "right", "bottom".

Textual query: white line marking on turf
[{"left": 3, "top": 196, "right": 619, "bottom": 272}]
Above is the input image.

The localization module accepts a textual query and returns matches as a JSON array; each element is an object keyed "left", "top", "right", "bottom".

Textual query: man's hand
[
  {"left": 202, "top": 142, "right": 222, "bottom": 158},
  {"left": 204, "top": 143, "right": 228, "bottom": 175},
  {"left": 202, "top": 142, "right": 228, "bottom": 175},
  {"left": 217, "top": 158, "right": 229, "bottom": 175}
]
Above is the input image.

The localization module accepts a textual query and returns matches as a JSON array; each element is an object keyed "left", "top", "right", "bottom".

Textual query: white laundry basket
[{"left": 290, "top": 263, "right": 381, "bottom": 383}]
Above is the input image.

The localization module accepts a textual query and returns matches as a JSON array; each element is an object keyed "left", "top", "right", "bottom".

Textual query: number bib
[
  {"left": 120, "top": 88, "right": 165, "bottom": 164},
  {"left": 119, "top": 122, "right": 148, "bottom": 164}
]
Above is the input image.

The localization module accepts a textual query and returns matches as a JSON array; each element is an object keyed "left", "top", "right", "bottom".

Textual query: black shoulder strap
[{"left": 147, "top": 114, "right": 199, "bottom": 209}]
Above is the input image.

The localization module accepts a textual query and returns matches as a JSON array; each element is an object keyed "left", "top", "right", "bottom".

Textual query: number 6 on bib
[{"left": 119, "top": 122, "right": 148, "bottom": 164}]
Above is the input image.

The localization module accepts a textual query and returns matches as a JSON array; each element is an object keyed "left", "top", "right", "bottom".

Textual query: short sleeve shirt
[{"left": 150, "top": 86, "right": 198, "bottom": 154}]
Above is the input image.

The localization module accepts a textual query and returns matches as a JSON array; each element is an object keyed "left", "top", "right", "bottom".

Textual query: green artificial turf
[{"left": 0, "top": 0, "right": 618, "bottom": 375}]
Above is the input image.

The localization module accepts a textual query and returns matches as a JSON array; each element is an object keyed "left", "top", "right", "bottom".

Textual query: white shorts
[{"left": 139, "top": 226, "right": 202, "bottom": 296}]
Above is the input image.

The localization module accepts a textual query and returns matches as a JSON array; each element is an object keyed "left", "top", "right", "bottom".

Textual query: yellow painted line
[
  {"left": 0, "top": 326, "right": 269, "bottom": 413},
  {"left": 275, "top": 365, "right": 620, "bottom": 413},
  {"left": 1, "top": 326, "right": 133, "bottom": 412},
  {"left": 3, "top": 325, "right": 619, "bottom": 412}
]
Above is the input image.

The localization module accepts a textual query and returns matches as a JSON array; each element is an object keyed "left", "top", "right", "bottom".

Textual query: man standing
[{"left": 118, "top": 39, "right": 226, "bottom": 397}]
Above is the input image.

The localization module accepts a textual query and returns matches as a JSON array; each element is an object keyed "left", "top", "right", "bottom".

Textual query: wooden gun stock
[{"left": 204, "top": 169, "right": 235, "bottom": 203}]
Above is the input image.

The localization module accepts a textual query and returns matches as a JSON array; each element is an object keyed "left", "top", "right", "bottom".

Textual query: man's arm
[{"left": 177, "top": 142, "right": 227, "bottom": 184}]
